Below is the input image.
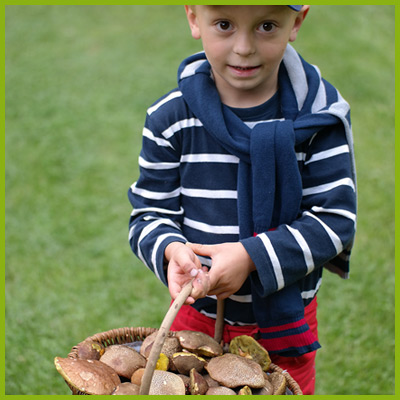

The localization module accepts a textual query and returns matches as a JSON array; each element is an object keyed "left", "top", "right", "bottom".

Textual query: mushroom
[
  {"left": 54, "top": 357, "right": 120, "bottom": 395},
  {"left": 177, "top": 374, "right": 191, "bottom": 395},
  {"left": 155, "top": 353, "right": 169, "bottom": 371},
  {"left": 203, "top": 373, "right": 219, "bottom": 388},
  {"left": 140, "top": 331, "right": 181, "bottom": 358},
  {"left": 229, "top": 335, "right": 271, "bottom": 371},
  {"left": 100, "top": 344, "right": 146, "bottom": 379},
  {"left": 190, "top": 368, "right": 209, "bottom": 395},
  {"left": 253, "top": 379, "right": 274, "bottom": 395},
  {"left": 269, "top": 371, "right": 287, "bottom": 395},
  {"left": 206, "top": 386, "right": 237, "bottom": 395},
  {"left": 172, "top": 351, "right": 207, "bottom": 375},
  {"left": 140, "top": 332, "right": 181, "bottom": 370},
  {"left": 131, "top": 368, "right": 145, "bottom": 386},
  {"left": 176, "top": 330, "right": 223, "bottom": 357},
  {"left": 77, "top": 340, "right": 105, "bottom": 360},
  {"left": 148, "top": 370, "right": 186, "bottom": 395},
  {"left": 112, "top": 382, "right": 140, "bottom": 395},
  {"left": 238, "top": 385, "right": 252, "bottom": 395},
  {"left": 205, "top": 353, "right": 265, "bottom": 389}
]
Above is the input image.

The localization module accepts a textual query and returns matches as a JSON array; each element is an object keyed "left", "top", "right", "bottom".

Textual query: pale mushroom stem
[{"left": 139, "top": 279, "right": 194, "bottom": 395}]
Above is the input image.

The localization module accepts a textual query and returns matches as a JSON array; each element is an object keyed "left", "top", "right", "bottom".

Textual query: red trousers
[{"left": 170, "top": 297, "right": 318, "bottom": 395}]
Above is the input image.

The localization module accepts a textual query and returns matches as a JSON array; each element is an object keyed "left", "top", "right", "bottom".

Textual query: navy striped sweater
[{"left": 128, "top": 45, "right": 357, "bottom": 356}]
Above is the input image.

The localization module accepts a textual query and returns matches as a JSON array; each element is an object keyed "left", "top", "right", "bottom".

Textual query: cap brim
[{"left": 288, "top": 5, "right": 303, "bottom": 11}]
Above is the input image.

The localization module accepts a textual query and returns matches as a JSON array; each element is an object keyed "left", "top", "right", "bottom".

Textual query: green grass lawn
[{"left": 5, "top": 5, "right": 395, "bottom": 395}]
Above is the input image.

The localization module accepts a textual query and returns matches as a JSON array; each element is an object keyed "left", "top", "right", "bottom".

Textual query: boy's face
[{"left": 185, "top": 5, "right": 308, "bottom": 108}]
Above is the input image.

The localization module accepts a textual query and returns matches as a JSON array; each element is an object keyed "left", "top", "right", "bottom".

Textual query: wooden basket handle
[{"left": 139, "top": 279, "right": 194, "bottom": 395}]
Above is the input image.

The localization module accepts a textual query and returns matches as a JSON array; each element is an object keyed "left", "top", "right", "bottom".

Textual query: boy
[{"left": 128, "top": 5, "right": 357, "bottom": 394}]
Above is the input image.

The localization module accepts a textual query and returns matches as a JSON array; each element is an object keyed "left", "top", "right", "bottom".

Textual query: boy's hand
[
  {"left": 165, "top": 242, "right": 210, "bottom": 305},
  {"left": 186, "top": 242, "right": 256, "bottom": 300}
]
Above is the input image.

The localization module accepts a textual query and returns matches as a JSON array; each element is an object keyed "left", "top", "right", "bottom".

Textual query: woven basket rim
[{"left": 65, "top": 326, "right": 303, "bottom": 395}]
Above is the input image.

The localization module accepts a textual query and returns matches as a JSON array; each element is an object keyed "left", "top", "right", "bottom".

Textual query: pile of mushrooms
[
  {"left": 54, "top": 332, "right": 290, "bottom": 395},
  {"left": 55, "top": 283, "right": 295, "bottom": 395}
]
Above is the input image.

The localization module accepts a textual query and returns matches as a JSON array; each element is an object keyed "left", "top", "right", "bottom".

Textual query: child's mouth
[
  {"left": 229, "top": 65, "right": 261, "bottom": 76},
  {"left": 234, "top": 66, "right": 256, "bottom": 70}
]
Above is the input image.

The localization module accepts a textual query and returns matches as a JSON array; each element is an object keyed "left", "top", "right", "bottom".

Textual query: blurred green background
[{"left": 5, "top": 5, "right": 395, "bottom": 395}]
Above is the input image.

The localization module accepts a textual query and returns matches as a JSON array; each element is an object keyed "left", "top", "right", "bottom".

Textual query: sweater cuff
[{"left": 240, "top": 236, "right": 278, "bottom": 297}]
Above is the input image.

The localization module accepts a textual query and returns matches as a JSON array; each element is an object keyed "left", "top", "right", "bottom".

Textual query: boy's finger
[
  {"left": 186, "top": 242, "right": 214, "bottom": 257},
  {"left": 185, "top": 296, "right": 195, "bottom": 305},
  {"left": 191, "top": 270, "right": 210, "bottom": 299}
]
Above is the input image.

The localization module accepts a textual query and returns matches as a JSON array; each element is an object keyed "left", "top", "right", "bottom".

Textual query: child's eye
[
  {"left": 216, "top": 20, "right": 232, "bottom": 31},
  {"left": 259, "top": 22, "right": 276, "bottom": 33}
]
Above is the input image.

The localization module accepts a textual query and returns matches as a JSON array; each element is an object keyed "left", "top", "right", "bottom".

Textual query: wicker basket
[{"left": 63, "top": 326, "right": 303, "bottom": 395}]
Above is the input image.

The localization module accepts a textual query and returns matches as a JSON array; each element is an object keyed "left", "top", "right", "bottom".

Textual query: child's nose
[{"left": 232, "top": 31, "right": 256, "bottom": 56}]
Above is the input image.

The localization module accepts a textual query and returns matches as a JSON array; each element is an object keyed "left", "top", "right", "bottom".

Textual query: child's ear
[
  {"left": 289, "top": 5, "right": 310, "bottom": 42},
  {"left": 185, "top": 5, "right": 201, "bottom": 40}
]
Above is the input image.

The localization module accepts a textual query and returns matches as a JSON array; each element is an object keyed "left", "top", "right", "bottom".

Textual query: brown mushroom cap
[
  {"left": 203, "top": 373, "right": 219, "bottom": 388},
  {"left": 190, "top": 368, "right": 209, "bottom": 395},
  {"left": 206, "top": 386, "right": 237, "bottom": 395},
  {"left": 100, "top": 345, "right": 146, "bottom": 379},
  {"left": 172, "top": 351, "right": 207, "bottom": 375},
  {"left": 77, "top": 340, "right": 105, "bottom": 361},
  {"left": 269, "top": 371, "right": 287, "bottom": 395},
  {"left": 253, "top": 379, "right": 274, "bottom": 395},
  {"left": 148, "top": 370, "right": 186, "bottom": 395},
  {"left": 177, "top": 374, "right": 191, "bottom": 395},
  {"left": 229, "top": 335, "right": 271, "bottom": 371},
  {"left": 140, "top": 331, "right": 181, "bottom": 359},
  {"left": 140, "top": 332, "right": 181, "bottom": 370},
  {"left": 131, "top": 368, "right": 145, "bottom": 386},
  {"left": 205, "top": 353, "right": 265, "bottom": 389},
  {"left": 112, "top": 382, "right": 140, "bottom": 395},
  {"left": 176, "top": 330, "right": 223, "bottom": 357},
  {"left": 54, "top": 357, "right": 121, "bottom": 395}
]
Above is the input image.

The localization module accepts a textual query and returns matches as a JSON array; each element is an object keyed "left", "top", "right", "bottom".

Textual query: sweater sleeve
[
  {"left": 241, "top": 123, "right": 357, "bottom": 297},
  {"left": 128, "top": 96, "right": 187, "bottom": 286}
]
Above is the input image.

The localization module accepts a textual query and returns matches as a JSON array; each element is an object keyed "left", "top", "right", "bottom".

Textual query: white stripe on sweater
[
  {"left": 206, "top": 293, "right": 252, "bottom": 303},
  {"left": 258, "top": 233, "right": 285, "bottom": 290},
  {"left": 244, "top": 118, "right": 285, "bottom": 129},
  {"left": 180, "top": 59, "right": 207, "bottom": 79},
  {"left": 137, "top": 219, "right": 182, "bottom": 266},
  {"left": 286, "top": 225, "right": 314, "bottom": 274},
  {"left": 311, "top": 206, "right": 356, "bottom": 225},
  {"left": 304, "top": 144, "right": 349, "bottom": 165},
  {"left": 303, "top": 211, "right": 343, "bottom": 254},
  {"left": 296, "top": 152, "right": 307, "bottom": 162},
  {"left": 147, "top": 91, "right": 182, "bottom": 115},
  {"left": 161, "top": 118, "right": 203, "bottom": 139},
  {"left": 181, "top": 187, "right": 237, "bottom": 199},
  {"left": 303, "top": 177, "right": 355, "bottom": 196},
  {"left": 229, "top": 294, "right": 252, "bottom": 303},
  {"left": 181, "top": 153, "right": 239, "bottom": 164},
  {"left": 139, "top": 156, "right": 179, "bottom": 170},
  {"left": 311, "top": 65, "right": 327, "bottom": 113},
  {"left": 200, "top": 309, "right": 257, "bottom": 326},
  {"left": 283, "top": 45, "right": 308, "bottom": 111},
  {"left": 142, "top": 127, "right": 173, "bottom": 148},
  {"left": 183, "top": 217, "right": 239, "bottom": 235},
  {"left": 151, "top": 233, "right": 186, "bottom": 281},
  {"left": 130, "top": 205, "right": 184, "bottom": 218},
  {"left": 130, "top": 182, "right": 181, "bottom": 200},
  {"left": 301, "top": 278, "right": 322, "bottom": 299}
]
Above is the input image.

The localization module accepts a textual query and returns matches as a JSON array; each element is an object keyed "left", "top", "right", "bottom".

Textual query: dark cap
[{"left": 288, "top": 5, "right": 303, "bottom": 11}]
